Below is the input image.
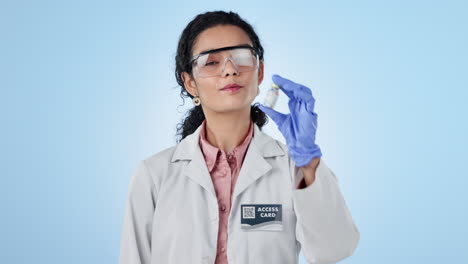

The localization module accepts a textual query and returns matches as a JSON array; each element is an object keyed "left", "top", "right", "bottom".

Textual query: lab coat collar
[{"left": 171, "top": 122, "right": 285, "bottom": 199}]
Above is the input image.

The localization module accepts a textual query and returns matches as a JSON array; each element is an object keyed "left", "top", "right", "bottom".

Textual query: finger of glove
[
  {"left": 258, "top": 104, "right": 288, "bottom": 128},
  {"left": 272, "top": 74, "right": 297, "bottom": 99},
  {"left": 272, "top": 74, "right": 315, "bottom": 111}
]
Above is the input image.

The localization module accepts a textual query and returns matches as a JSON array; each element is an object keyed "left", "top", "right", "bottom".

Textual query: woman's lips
[
  {"left": 221, "top": 86, "right": 242, "bottom": 92},
  {"left": 221, "top": 83, "right": 242, "bottom": 93}
]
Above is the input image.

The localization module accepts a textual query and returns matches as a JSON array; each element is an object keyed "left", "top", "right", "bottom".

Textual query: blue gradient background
[{"left": 1, "top": 0, "right": 467, "bottom": 263}]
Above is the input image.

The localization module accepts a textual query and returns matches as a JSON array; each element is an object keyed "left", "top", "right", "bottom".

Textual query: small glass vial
[{"left": 263, "top": 83, "right": 280, "bottom": 108}]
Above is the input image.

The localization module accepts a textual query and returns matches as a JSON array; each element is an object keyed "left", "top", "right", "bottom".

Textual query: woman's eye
[{"left": 205, "top": 61, "right": 218, "bottom": 66}]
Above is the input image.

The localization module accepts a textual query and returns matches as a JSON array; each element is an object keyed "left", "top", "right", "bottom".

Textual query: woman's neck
[{"left": 204, "top": 108, "right": 251, "bottom": 153}]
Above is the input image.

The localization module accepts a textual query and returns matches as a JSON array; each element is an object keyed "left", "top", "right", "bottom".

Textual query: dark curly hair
[{"left": 175, "top": 10, "right": 268, "bottom": 142}]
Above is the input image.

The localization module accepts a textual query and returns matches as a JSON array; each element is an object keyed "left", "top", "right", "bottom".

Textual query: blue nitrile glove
[{"left": 258, "top": 74, "right": 322, "bottom": 167}]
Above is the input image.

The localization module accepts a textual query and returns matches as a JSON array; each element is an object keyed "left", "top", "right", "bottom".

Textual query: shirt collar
[{"left": 198, "top": 119, "right": 254, "bottom": 172}]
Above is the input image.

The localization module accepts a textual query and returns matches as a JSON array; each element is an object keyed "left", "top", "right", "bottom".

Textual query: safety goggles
[{"left": 190, "top": 45, "right": 259, "bottom": 78}]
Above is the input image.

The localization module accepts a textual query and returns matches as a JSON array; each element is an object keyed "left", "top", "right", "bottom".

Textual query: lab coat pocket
[
  {"left": 241, "top": 222, "right": 284, "bottom": 232},
  {"left": 241, "top": 208, "right": 297, "bottom": 264}
]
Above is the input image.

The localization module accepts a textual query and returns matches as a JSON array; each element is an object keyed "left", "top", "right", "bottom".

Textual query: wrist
[{"left": 298, "top": 157, "right": 320, "bottom": 188}]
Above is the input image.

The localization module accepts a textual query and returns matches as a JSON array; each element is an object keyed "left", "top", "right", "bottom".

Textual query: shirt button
[
  {"left": 221, "top": 247, "right": 225, "bottom": 253},
  {"left": 220, "top": 205, "right": 226, "bottom": 212}
]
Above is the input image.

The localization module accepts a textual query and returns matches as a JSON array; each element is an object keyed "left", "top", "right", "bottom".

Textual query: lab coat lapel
[
  {"left": 172, "top": 125, "right": 217, "bottom": 199},
  {"left": 232, "top": 124, "right": 285, "bottom": 199}
]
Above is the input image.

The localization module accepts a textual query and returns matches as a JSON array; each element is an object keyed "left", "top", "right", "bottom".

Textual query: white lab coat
[{"left": 119, "top": 123, "right": 360, "bottom": 264}]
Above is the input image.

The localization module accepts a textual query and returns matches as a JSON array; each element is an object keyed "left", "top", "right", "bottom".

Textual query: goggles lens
[{"left": 192, "top": 47, "right": 258, "bottom": 78}]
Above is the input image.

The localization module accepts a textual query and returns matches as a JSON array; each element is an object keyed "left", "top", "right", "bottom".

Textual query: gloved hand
[{"left": 258, "top": 74, "right": 322, "bottom": 167}]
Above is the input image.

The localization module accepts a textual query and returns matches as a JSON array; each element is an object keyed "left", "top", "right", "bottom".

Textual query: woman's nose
[{"left": 221, "top": 57, "right": 239, "bottom": 76}]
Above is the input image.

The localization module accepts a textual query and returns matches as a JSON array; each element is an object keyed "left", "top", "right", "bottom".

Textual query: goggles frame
[{"left": 190, "top": 44, "right": 259, "bottom": 77}]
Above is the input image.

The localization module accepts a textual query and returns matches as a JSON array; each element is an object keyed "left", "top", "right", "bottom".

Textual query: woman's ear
[
  {"left": 182, "top": 72, "right": 198, "bottom": 96},
  {"left": 258, "top": 60, "right": 264, "bottom": 86}
]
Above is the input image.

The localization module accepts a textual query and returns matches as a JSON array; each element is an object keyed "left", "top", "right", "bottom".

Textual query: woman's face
[{"left": 182, "top": 25, "right": 264, "bottom": 114}]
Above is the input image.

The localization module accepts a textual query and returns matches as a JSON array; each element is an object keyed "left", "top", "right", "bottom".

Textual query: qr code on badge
[{"left": 243, "top": 206, "right": 255, "bottom": 219}]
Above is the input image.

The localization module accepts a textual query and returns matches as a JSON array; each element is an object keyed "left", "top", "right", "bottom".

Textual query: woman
[{"left": 119, "top": 11, "right": 359, "bottom": 264}]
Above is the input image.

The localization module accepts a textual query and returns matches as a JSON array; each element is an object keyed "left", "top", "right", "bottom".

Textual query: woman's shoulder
[
  {"left": 130, "top": 144, "right": 180, "bottom": 188},
  {"left": 254, "top": 128, "right": 289, "bottom": 155},
  {"left": 142, "top": 144, "right": 179, "bottom": 169}
]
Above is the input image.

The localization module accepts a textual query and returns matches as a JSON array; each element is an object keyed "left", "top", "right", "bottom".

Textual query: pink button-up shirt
[{"left": 198, "top": 119, "right": 254, "bottom": 264}]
